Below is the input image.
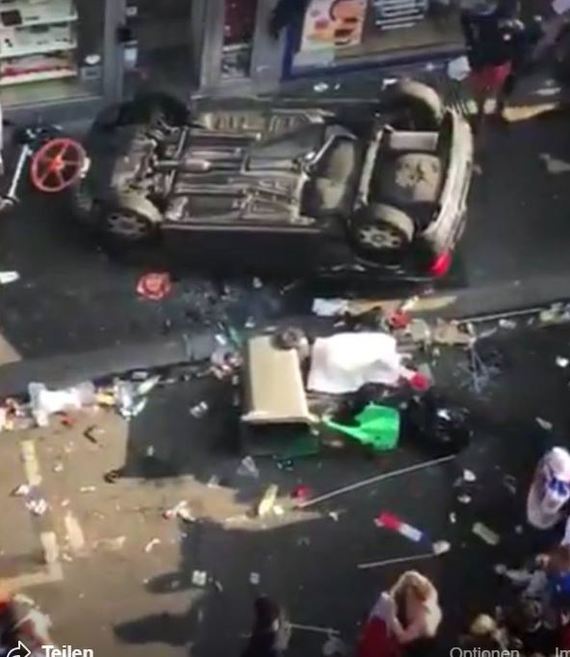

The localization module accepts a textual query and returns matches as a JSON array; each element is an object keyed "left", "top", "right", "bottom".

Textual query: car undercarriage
[{"left": 76, "top": 82, "right": 473, "bottom": 279}]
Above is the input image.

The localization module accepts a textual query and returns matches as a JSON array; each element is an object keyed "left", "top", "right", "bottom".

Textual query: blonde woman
[{"left": 356, "top": 571, "right": 442, "bottom": 657}]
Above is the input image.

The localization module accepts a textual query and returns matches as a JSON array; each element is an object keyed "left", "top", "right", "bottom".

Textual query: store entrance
[{"left": 125, "top": 0, "right": 195, "bottom": 103}]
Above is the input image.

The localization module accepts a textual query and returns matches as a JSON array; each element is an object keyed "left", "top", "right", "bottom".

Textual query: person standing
[
  {"left": 241, "top": 596, "right": 291, "bottom": 657},
  {"left": 356, "top": 571, "right": 442, "bottom": 657},
  {"left": 461, "top": 0, "right": 524, "bottom": 130}
]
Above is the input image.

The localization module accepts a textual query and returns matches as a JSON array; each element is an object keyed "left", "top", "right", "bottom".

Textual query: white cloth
[{"left": 307, "top": 332, "right": 403, "bottom": 394}]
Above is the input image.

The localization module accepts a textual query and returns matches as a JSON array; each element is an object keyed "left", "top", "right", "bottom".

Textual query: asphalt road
[{"left": 1, "top": 320, "right": 569, "bottom": 657}]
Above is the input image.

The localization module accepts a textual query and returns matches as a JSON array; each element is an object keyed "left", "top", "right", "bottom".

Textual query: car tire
[
  {"left": 104, "top": 193, "right": 162, "bottom": 243},
  {"left": 384, "top": 80, "right": 444, "bottom": 130},
  {"left": 352, "top": 203, "right": 415, "bottom": 252}
]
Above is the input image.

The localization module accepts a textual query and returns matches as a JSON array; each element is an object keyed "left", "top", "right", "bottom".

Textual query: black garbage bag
[{"left": 403, "top": 391, "right": 472, "bottom": 457}]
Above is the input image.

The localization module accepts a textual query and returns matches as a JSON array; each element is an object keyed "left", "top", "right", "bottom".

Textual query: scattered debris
[
  {"left": 449, "top": 512, "right": 457, "bottom": 524},
  {"left": 191, "top": 570, "right": 208, "bottom": 587},
  {"left": 26, "top": 498, "right": 48, "bottom": 516},
  {"left": 457, "top": 493, "right": 472, "bottom": 504},
  {"left": 12, "top": 484, "right": 31, "bottom": 497},
  {"left": 249, "top": 572, "right": 260, "bottom": 586},
  {"left": 407, "top": 318, "right": 432, "bottom": 343},
  {"left": 498, "top": 318, "right": 517, "bottom": 330},
  {"left": 79, "top": 486, "right": 96, "bottom": 493},
  {"left": 236, "top": 456, "right": 260, "bottom": 479},
  {"left": 257, "top": 485, "right": 279, "bottom": 518},
  {"left": 189, "top": 401, "right": 209, "bottom": 419},
  {"left": 0, "top": 271, "right": 19, "bottom": 285},
  {"left": 52, "top": 462, "right": 64, "bottom": 473},
  {"left": 94, "top": 536, "right": 126, "bottom": 552},
  {"left": 328, "top": 511, "right": 340, "bottom": 522},
  {"left": 539, "top": 303, "right": 570, "bottom": 325},
  {"left": 503, "top": 475, "right": 517, "bottom": 495},
  {"left": 556, "top": 356, "right": 570, "bottom": 368},
  {"left": 313, "top": 82, "right": 330, "bottom": 93},
  {"left": 472, "top": 522, "right": 500, "bottom": 546},
  {"left": 144, "top": 538, "right": 161, "bottom": 553},
  {"left": 273, "top": 505, "right": 285, "bottom": 517},
  {"left": 375, "top": 512, "right": 428, "bottom": 544},
  {"left": 28, "top": 381, "right": 96, "bottom": 427},
  {"left": 463, "top": 469, "right": 477, "bottom": 483},
  {"left": 536, "top": 417, "right": 553, "bottom": 431},
  {"left": 322, "top": 635, "right": 348, "bottom": 656},
  {"left": 433, "top": 320, "right": 474, "bottom": 346},
  {"left": 291, "top": 485, "right": 312, "bottom": 503},
  {"left": 357, "top": 552, "right": 439, "bottom": 570},
  {"left": 252, "top": 276, "right": 263, "bottom": 289},
  {"left": 312, "top": 298, "right": 349, "bottom": 317},
  {"left": 64, "top": 511, "right": 86, "bottom": 554},
  {"left": 325, "top": 404, "right": 400, "bottom": 452},
  {"left": 163, "top": 501, "right": 195, "bottom": 523},
  {"left": 136, "top": 272, "right": 172, "bottom": 300},
  {"left": 308, "top": 332, "right": 406, "bottom": 393},
  {"left": 103, "top": 469, "right": 121, "bottom": 484},
  {"left": 84, "top": 425, "right": 104, "bottom": 444},
  {"left": 113, "top": 376, "right": 160, "bottom": 420},
  {"left": 207, "top": 475, "right": 221, "bottom": 488},
  {"left": 432, "top": 540, "right": 451, "bottom": 555}
]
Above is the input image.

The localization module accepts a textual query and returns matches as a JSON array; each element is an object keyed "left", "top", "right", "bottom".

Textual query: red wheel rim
[{"left": 30, "top": 138, "right": 87, "bottom": 193}]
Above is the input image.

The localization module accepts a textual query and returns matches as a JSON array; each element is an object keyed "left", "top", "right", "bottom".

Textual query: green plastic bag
[{"left": 324, "top": 404, "right": 400, "bottom": 452}]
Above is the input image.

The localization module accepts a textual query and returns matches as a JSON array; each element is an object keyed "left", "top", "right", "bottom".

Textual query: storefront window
[
  {"left": 293, "top": 0, "right": 463, "bottom": 70},
  {"left": 0, "top": 0, "right": 105, "bottom": 107},
  {"left": 123, "top": 0, "right": 195, "bottom": 100},
  {"left": 221, "top": 0, "right": 258, "bottom": 79}
]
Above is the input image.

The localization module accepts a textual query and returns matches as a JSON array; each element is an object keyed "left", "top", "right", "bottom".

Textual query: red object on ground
[
  {"left": 408, "top": 372, "right": 431, "bottom": 392},
  {"left": 356, "top": 617, "right": 402, "bottom": 657},
  {"left": 429, "top": 251, "right": 453, "bottom": 278},
  {"left": 30, "top": 138, "right": 86, "bottom": 193},
  {"left": 291, "top": 485, "right": 312, "bottom": 502},
  {"left": 469, "top": 61, "right": 512, "bottom": 95},
  {"left": 388, "top": 310, "right": 411, "bottom": 330},
  {"left": 59, "top": 413, "right": 75, "bottom": 428},
  {"left": 137, "top": 272, "right": 172, "bottom": 301}
]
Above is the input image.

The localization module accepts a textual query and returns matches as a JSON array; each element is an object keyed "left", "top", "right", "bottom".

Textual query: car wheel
[
  {"left": 384, "top": 80, "right": 444, "bottom": 130},
  {"left": 353, "top": 203, "right": 415, "bottom": 252},
  {"left": 105, "top": 193, "right": 162, "bottom": 243}
]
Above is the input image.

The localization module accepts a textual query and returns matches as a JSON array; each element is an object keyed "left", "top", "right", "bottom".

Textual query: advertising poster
[{"left": 299, "top": 0, "right": 367, "bottom": 51}]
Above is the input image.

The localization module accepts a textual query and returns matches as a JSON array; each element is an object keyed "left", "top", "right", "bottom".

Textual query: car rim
[
  {"left": 358, "top": 225, "right": 402, "bottom": 250},
  {"left": 107, "top": 212, "right": 150, "bottom": 239}
]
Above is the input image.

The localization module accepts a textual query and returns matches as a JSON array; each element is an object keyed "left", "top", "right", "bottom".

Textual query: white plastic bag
[
  {"left": 308, "top": 332, "right": 403, "bottom": 394},
  {"left": 28, "top": 382, "right": 95, "bottom": 427}
]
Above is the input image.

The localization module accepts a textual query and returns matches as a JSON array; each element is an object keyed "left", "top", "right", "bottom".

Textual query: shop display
[
  {"left": 372, "top": 0, "right": 428, "bottom": 31},
  {"left": 0, "top": 0, "right": 78, "bottom": 87},
  {"left": 222, "top": 0, "right": 257, "bottom": 79},
  {"left": 300, "top": 0, "right": 367, "bottom": 51}
]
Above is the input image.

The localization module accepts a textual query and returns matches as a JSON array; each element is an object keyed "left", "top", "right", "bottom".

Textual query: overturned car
[{"left": 75, "top": 81, "right": 473, "bottom": 279}]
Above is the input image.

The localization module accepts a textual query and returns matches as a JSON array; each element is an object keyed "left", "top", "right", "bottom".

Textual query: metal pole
[
  {"left": 358, "top": 552, "right": 436, "bottom": 570},
  {"left": 296, "top": 455, "right": 456, "bottom": 509},
  {"left": 290, "top": 624, "right": 341, "bottom": 636}
]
